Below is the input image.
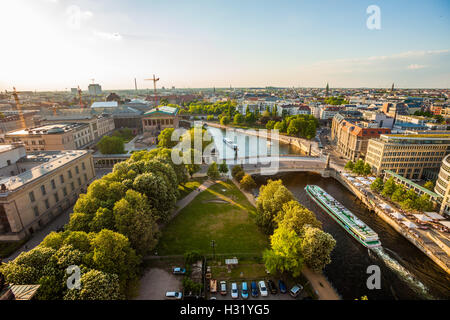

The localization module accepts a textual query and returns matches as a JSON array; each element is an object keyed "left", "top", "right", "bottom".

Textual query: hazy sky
[{"left": 1, "top": 0, "right": 449, "bottom": 91}]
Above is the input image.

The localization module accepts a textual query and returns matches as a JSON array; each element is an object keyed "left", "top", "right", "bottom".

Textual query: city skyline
[{"left": 0, "top": 0, "right": 449, "bottom": 91}]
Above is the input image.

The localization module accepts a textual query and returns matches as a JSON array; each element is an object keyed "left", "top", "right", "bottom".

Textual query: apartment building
[
  {"left": 366, "top": 133, "right": 450, "bottom": 179},
  {"left": 435, "top": 154, "right": 450, "bottom": 215},
  {"left": 0, "top": 149, "right": 95, "bottom": 241},
  {"left": 331, "top": 114, "right": 391, "bottom": 161},
  {"left": 4, "top": 123, "right": 94, "bottom": 151}
]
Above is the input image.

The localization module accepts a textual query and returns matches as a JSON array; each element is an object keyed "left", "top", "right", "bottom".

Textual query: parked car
[
  {"left": 231, "top": 282, "right": 238, "bottom": 299},
  {"left": 172, "top": 267, "right": 186, "bottom": 275},
  {"left": 278, "top": 280, "right": 287, "bottom": 293},
  {"left": 251, "top": 281, "right": 259, "bottom": 297},
  {"left": 267, "top": 279, "right": 277, "bottom": 294},
  {"left": 220, "top": 281, "right": 227, "bottom": 295},
  {"left": 241, "top": 282, "right": 249, "bottom": 299},
  {"left": 165, "top": 291, "right": 182, "bottom": 300},
  {"left": 289, "top": 284, "right": 303, "bottom": 298},
  {"left": 258, "top": 280, "right": 268, "bottom": 297}
]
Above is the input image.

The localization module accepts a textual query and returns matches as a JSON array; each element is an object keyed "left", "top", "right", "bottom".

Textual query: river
[{"left": 208, "top": 126, "right": 450, "bottom": 300}]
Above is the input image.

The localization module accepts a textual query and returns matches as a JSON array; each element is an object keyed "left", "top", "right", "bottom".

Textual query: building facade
[
  {"left": 0, "top": 150, "right": 95, "bottom": 241},
  {"left": 434, "top": 154, "right": 450, "bottom": 215},
  {"left": 142, "top": 106, "right": 179, "bottom": 136},
  {"left": 4, "top": 123, "right": 94, "bottom": 151},
  {"left": 366, "top": 134, "right": 450, "bottom": 179}
]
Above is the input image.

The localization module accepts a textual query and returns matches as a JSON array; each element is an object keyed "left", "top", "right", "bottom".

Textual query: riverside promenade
[{"left": 330, "top": 168, "right": 450, "bottom": 275}]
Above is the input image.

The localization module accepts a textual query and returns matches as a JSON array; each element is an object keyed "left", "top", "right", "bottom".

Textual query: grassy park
[
  {"left": 157, "top": 180, "right": 269, "bottom": 256},
  {"left": 177, "top": 177, "right": 208, "bottom": 200}
]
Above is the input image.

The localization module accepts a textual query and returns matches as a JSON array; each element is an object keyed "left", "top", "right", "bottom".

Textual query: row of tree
[
  {"left": 255, "top": 180, "right": 336, "bottom": 275},
  {"left": 231, "top": 165, "right": 257, "bottom": 191},
  {"left": 370, "top": 177, "right": 434, "bottom": 212},
  {"left": 0, "top": 148, "right": 188, "bottom": 300},
  {"left": 265, "top": 114, "right": 318, "bottom": 140},
  {"left": 344, "top": 160, "right": 372, "bottom": 176}
]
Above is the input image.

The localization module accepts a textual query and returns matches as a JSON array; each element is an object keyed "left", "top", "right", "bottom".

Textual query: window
[
  {"left": 60, "top": 174, "right": 65, "bottom": 183},
  {"left": 33, "top": 206, "right": 39, "bottom": 217},
  {"left": 29, "top": 191, "right": 35, "bottom": 202},
  {"left": 75, "top": 166, "right": 79, "bottom": 174},
  {"left": 68, "top": 170, "right": 72, "bottom": 178},
  {"left": 51, "top": 179, "right": 56, "bottom": 189},
  {"left": 84, "top": 173, "right": 88, "bottom": 182},
  {"left": 54, "top": 193, "right": 59, "bottom": 203},
  {"left": 44, "top": 199, "right": 50, "bottom": 209},
  {"left": 7, "top": 160, "right": 11, "bottom": 166},
  {"left": 71, "top": 182, "right": 75, "bottom": 191},
  {"left": 82, "top": 162, "right": 86, "bottom": 170},
  {"left": 78, "top": 177, "right": 82, "bottom": 186},
  {"left": 63, "top": 187, "right": 67, "bottom": 196},
  {"left": 41, "top": 185, "right": 46, "bottom": 196}
]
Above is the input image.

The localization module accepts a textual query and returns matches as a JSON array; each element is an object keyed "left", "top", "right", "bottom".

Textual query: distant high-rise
[
  {"left": 326, "top": 83, "right": 329, "bottom": 96},
  {"left": 88, "top": 83, "right": 102, "bottom": 96},
  {"left": 391, "top": 83, "right": 395, "bottom": 92}
]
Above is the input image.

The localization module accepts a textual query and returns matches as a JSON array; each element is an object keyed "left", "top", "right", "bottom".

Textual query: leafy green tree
[
  {"left": 263, "top": 225, "right": 304, "bottom": 277},
  {"left": 301, "top": 225, "right": 336, "bottom": 272},
  {"left": 391, "top": 185, "right": 407, "bottom": 203},
  {"left": 220, "top": 116, "right": 230, "bottom": 126},
  {"left": 157, "top": 128, "right": 178, "bottom": 148},
  {"left": 423, "top": 181, "right": 435, "bottom": 191},
  {"left": 275, "top": 201, "right": 321, "bottom": 233},
  {"left": 353, "top": 159, "right": 365, "bottom": 175},
  {"left": 207, "top": 162, "right": 220, "bottom": 180},
  {"left": 231, "top": 165, "right": 244, "bottom": 179},
  {"left": 64, "top": 270, "right": 122, "bottom": 300},
  {"left": 206, "top": 115, "right": 214, "bottom": 121},
  {"left": 256, "top": 180, "right": 295, "bottom": 234},
  {"left": 382, "top": 178, "right": 397, "bottom": 197},
  {"left": 363, "top": 163, "right": 372, "bottom": 176},
  {"left": 97, "top": 136, "right": 125, "bottom": 154},
  {"left": 62, "top": 231, "right": 91, "bottom": 252},
  {"left": 344, "top": 161, "right": 354, "bottom": 171},
  {"left": 41, "top": 232, "right": 65, "bottom": 250},
  {"left": 266, "top": 120, "right": 276, "bottom": 130},
  {"left": 89, "top": 207, "right": 115, "bottom": 232},
  {"left": 113, "top": 190, "right": 159, "bottom": 255},
  {"left": 370, "top": 178, "right": 384, "bottom": 193},
  {"left": 218, "top": 162, "right": 229, "bottom": 175},
  {"left": 233, "top": 113, "right": 244, "bottom": 125},
  {"left": 240, "top": 174, "right": 256, "bottom": 191}
]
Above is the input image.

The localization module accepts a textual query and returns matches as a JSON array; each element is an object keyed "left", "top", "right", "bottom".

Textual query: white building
[{"left": 88, "top": 84, "right": 102, "bottom": 96}]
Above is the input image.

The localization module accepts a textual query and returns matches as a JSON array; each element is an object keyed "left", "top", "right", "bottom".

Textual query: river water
[{"left": 208, "top": 126, "right": 450, "bottom": 300}]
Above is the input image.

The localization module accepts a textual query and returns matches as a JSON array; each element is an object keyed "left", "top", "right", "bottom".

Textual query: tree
[
  {"left": 97, "top": 136, "right": 125, "bottom": 154},
  {"left": 382, "top": 178, "right": 397, "bottom": 197},
  {"left": 206, "top": 115, "right": 214, "bottom": 121},
  {"left": 231, "top": 165, "right": 244, "bottom": 179},
  {"left": 301, "top": 225, "right": 336, "bottom": 272},
  {"left": 423, "top": 181, "right": 435, "bottom": 191},
  {"left": 363, "top": 163, "right": 372, "bottom": 176},
  {"left": 370, "top": 178, "right": 384, "bottom": 193},
  {"left": 255, "top": 180, "right": 295, "bottom": 234},
  {"left": 266, "top": 120, "right": 276, "bottom": 130},
  {"left": 64, "top": 270, "right": 122, "bottom": 300},
  {"left": 391, "top": 185, "right": 406, "bottom": 203},
  {"left": 219, "top": 162, "right": 229, "bottom": 175},
  {"left": 113, "top": 190, "right": 159, "bottom": 255},
  {"left": 220, "top": 116, "right": 230, "bottom": 126},
  {"left": 240, "top": 174, "right": 256, "bottom": 191},
  {"left": 353, "top": 159, "right": 365, "bottom": 175},
  {"left": 157, "top": 128, "right": 178, "bottom": 148},
  {"left": 344, "top": 161, "right": 354, "bottom": 171},
  {"left": 233, "top": 113, "right": 244, "bottom": 125},
  {"left": 263, "top": 225, "right": 304, "bottom": 277},
  {"left": 275, "top": 201, "right": 321, "bottom": 233},
  {"left": 207, "top": 162, "right": 220, "bottom": 180}
]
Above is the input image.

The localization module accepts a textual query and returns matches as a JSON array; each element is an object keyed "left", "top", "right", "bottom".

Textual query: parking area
[{"left": 135, "top": 268, "right": 182, "bottom": 300}]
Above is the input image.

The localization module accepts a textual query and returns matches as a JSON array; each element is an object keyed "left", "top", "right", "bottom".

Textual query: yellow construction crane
[
  {"left": 11, "top": 87, "right": 26, "bottom": 129},
  {"left": 144, "top": 74, "right": 160, "bottom": 107}
]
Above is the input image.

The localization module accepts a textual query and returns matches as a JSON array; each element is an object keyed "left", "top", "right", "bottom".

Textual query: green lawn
[
  {"left": 177, "top": 177, "right": 208, "bottom": 200},
  {"left": 157, "top": 180, "right": 269, "bottom": 255}
]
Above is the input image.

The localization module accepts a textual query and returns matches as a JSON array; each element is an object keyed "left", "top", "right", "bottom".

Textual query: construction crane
[
  {"left": 144, "top": 74, "right": 160, "bottom": 107},
  {"left": 11, "top": 87, "right": 26, "bottom": 129},
  {"left": 77, "top": 86, "right": 84, "bottom": 108}
]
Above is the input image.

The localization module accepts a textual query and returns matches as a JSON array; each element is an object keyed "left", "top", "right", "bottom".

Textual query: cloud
[
  {"left": 66, "top": 5, "right": 93, "bottom": 30},
  {"left": 93, "top": 31, "right": 123, "bottom": 41},
  {"left": 407, "top": 64, "right": 426, "bottom": 70}
]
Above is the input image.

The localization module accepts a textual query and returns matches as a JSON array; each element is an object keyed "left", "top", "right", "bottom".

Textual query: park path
[{"left": 230, "top": 179, "right": 341, "bottom": 300}]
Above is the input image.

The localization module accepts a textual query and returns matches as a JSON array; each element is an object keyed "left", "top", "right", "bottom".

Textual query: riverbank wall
[
  {"left": 331, "top": 170, "right": 450, "bottom": 275},
  {"left": 205, "top": 122, "right": 320, "bottom": 156}
]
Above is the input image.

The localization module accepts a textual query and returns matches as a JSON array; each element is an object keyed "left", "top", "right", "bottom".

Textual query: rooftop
[
  {"left": 384, "top": 170, "right": 441, "bottom": 199},
  {"left": 5, "top": 123, "right": 87, "bottom": 136},
  {"left": 91, "top": 101, "right": 118, "bottom": 108},
  {"left": 144, "top": 105, "right": 179, "bottom": 116},
  {"left": 0, "top": 150, "right": 88, "bottom": 195}
]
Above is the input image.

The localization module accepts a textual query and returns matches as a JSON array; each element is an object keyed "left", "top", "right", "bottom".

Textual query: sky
[{"left": 0, "top": 0, "right": 449, "bottom": 91}]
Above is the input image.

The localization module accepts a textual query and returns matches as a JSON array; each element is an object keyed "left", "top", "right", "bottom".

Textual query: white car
[
  {"left": 258, "top": 280, "right": 268, "bottom": 297},
  {"left": 165, "top": 291, "right": 182, "bottom": 300},
  {"left": 231, "top": 282, "right": 238, "bottom": 299}
]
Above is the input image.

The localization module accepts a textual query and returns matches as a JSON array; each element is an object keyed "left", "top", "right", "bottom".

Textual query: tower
[{"left": 326, "top": 83, "right": 329, "bottom": 96}]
